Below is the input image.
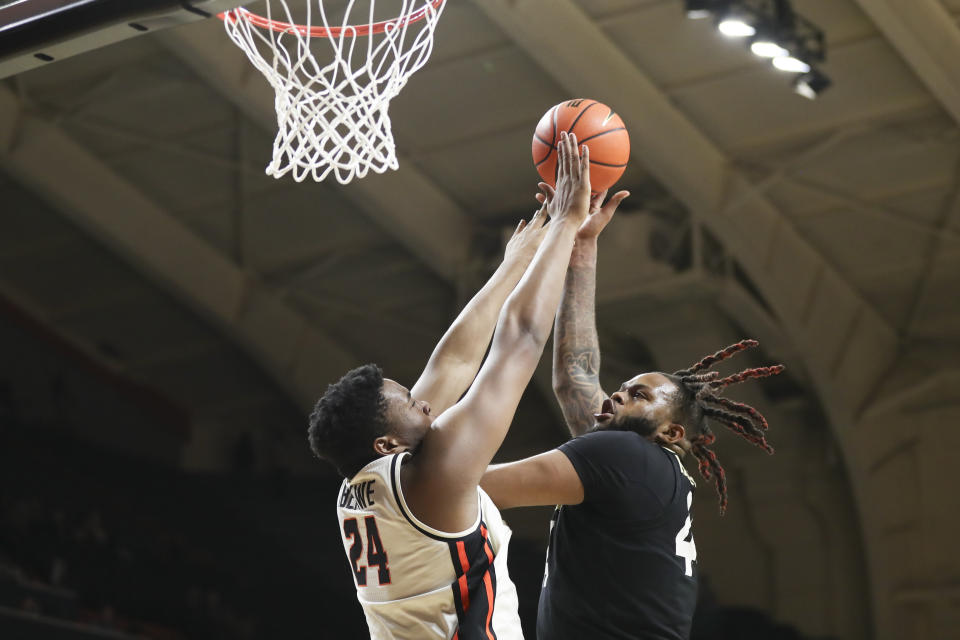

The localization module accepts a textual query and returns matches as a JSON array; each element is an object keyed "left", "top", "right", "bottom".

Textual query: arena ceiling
[{"left": 1, "top": 1, "right": 959, "bottom": 637}]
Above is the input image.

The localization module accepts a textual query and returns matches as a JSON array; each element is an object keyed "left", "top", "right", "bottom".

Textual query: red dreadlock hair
[{"left": 669, "top": 339, "right": 784, "bottom": 515}]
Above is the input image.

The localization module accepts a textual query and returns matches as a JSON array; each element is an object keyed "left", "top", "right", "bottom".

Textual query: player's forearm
[
  {"left": 425, "top": 257, "right": 526, "bottom": 373},
  {"left": 480, "top": 463, "right": 517, "bottom": 509},
  {"left": 411, "top": 256, "right": 530, "bottom": 413},
  {"left": 553, "top": 238, "right": 605, "bottom": 437},
  {"left": 499, "top": 218, "right": 580, "bottom": 347},
  {"left": 481, "top": 451, "right": 584, "bottom": 509},
  {"left": 430, "top": 219, "right": 579, "bottom": 492}
]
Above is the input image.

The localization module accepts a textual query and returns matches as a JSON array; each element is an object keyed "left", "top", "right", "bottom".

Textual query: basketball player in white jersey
[{"left": 309, "top": 133, "right": 626, "bottom": 639}]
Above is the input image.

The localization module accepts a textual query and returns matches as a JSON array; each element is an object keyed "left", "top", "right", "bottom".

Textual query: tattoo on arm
[
  {"left": 553, "top": 256, "right": 607, "bottom": 437},
  {"left": 557, "top": 350, "right": 606, "bottom": 436}
]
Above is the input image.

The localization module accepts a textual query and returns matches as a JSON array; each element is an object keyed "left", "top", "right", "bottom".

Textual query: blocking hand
[
  {"left": 504, "top": 198, "right": 550, "bottom": 265},
  {"left": 577, "top": 189, "right": 630, "bottom": 241}
]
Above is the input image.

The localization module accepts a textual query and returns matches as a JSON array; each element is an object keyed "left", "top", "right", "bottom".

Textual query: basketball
[{"left": 532, "top": 99, "right": 630, "bottom": 194}]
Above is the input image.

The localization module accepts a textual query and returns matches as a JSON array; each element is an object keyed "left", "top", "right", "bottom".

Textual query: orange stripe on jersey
[
  {"left": 481, "top": 526, "right": 496, "bottom": 640},
  {"left": 456, "top": 541, "right": 471, "bottom": 610},
  {"left": 482, "top": 573, "right": 495, "bottom": 640},
  {"left": 458, "top": 575, "right": 470, "bottom": 611}
]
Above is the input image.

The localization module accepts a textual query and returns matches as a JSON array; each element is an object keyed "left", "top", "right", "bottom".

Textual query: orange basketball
[{"left": 532, "top": 99, "right": 630, "bottom": 194}]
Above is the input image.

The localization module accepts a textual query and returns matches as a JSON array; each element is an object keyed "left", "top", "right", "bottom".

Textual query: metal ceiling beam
[
  {"left": 155, "top": 20, "right": 474, "bottom": 281},
  {"left": 900, "top": 156, "right": 960, "bottom": 337},
  {"left": 0, "top": 0, "right": 247, "bottom": 79},
  {"left": 726, "top": 96, "right": 937, "bottom": 158},
  {"left": 853, "top": 0, "right": 960, "bottom": 128},
  {"left": 473, "top": 0, "right": 898, "bottom": 432},
  {"left": 862, "top": 367, "right": 960, "bottom": 420},
  {"left": 721, "top": 125, "right": 875, "bottom": 218},
  {"left": 0, "top": 84, "right": 356, "bottom": 412},
  {"left": 776, "top": 174, "right": 960, "bottom": 245},
  {"left": 594, "top": 259, "right": 804, "bottom": 382}
]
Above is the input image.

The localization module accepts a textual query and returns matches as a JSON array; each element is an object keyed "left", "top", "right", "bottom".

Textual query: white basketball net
[{"left": 221, "top": 0, "right": 445, "bottom": 183}]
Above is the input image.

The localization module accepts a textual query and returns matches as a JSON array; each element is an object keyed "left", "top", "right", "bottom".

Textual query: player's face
[
  {"left": 595, "top": 372, "right": 679, "bottom": 438},
  {"left": 381, "top": 379, "right": 433, "bottom": 452}
]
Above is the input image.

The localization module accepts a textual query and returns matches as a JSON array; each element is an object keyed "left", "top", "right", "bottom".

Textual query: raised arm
[
  {"left": 410, "top": 211, "right": 547, "bottom": 415},
  {"left": 403, "top": 133, "right": 591, "bottom": 532},
  {"left": 552, "top": 189, "right": 630, "bottom": 436}
]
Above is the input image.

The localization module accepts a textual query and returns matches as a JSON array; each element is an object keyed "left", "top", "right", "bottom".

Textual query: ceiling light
[
  {"left": 772, "top": 55, "right": 811, "bottom": 73},
  {"left": 751, "top": 39, "right": 789, "bottom": 58},
  {"left": 684, "top": 0, "right": 832, "bottom": 97},
  {"left": 684, "top": 0, "right": 714, "bottom": 19},
  {"left": 718, "top": 18, "right": 756, "bottom": 37},
  {"left": 793, "top": 69, "right": 832, "bottom": 99}
]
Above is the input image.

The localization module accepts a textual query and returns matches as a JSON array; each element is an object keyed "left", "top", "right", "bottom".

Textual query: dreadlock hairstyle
[{"left": 669, "top": 339, "right": 784, "bottom": 515}]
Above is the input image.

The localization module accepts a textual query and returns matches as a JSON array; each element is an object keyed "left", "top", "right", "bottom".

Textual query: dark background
[{"left": 0, "top": 299, "right": 818, "bottom": 639}]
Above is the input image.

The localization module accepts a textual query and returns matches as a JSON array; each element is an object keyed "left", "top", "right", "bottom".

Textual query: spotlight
[
  {"left": 793, "top": 69, "right": 831, "bottom": 99},
  {"left": 718, "top": 18, "right": 756, "bottom": 37},
  {"left": 772, "top": 55, "right": 811, "bottom": 73},
  {"left": 750, "top": 38, "right": 789, "bottom": 58},
  {"left": 685, "top": 0, "right": 715, "bottom": 19},
  {"left": 684, "top": 0, "right": 832, "bottom": 98}
]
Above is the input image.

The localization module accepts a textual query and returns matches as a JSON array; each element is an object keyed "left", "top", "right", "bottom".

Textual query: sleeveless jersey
[
  {"left": 335, "top": 452, "right": 523, "bottom": 640},
  {"left": 538, "top": 431, "right": 698, "bottom": 640}
]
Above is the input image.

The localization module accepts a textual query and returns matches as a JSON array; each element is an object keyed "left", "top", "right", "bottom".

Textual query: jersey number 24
[{"left": 343, "top": 516, "right": 391, "bottom": 586}]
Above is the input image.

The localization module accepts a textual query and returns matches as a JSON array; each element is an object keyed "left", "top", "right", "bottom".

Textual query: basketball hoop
[{"left": 219, "top": 0, "right": 446, "bottom": 184}]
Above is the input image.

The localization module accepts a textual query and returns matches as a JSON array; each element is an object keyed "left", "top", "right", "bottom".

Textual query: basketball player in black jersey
[{"left": 481, "top": 194, "right": 784, "bottom": 639}]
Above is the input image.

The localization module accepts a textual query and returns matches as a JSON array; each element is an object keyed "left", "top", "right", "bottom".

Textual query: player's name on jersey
[{"left": 339, "top": 479, "right": 378, "bottom": 510}]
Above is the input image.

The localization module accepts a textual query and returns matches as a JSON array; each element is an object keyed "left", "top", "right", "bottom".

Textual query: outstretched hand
[
  {"left": 503, "top": 199, "right": 550, "bottom": 265},
  {"left": 535, "top": 184, "right": 630, "bottom": 245},
  {"left": 546, "top": 131, "right": 591, "bottom": 226},
  {"left": 578, "top": 188, "right": 630, "bottom": 241}
]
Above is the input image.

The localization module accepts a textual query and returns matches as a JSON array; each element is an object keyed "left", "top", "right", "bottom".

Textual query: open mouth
[{"left": 594, "top": 398, "right": 616, "bottom": 423}]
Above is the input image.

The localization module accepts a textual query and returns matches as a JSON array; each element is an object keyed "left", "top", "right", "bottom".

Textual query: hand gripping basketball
[
  {"left": 532, "top": 99, "right": 630, "bottom": 194},
  {"left": 546, "top": 131, "right": 591, "bottom": 226}
]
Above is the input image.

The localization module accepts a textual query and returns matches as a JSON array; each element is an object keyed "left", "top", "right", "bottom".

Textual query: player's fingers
[
  {"left": 516, "top": 219, "right": 527, "bottom": 233},
  {"left": 532, "top": 203, "right": 548, "bottom": 227},
  {"left": 601, "top": 190, "right": 630, "bottom": 214},
  {"left": 567, "top": 133, "right": 579, "bottom": 179},
  {"left": 538, "top": 182, "right": 556, "bottom": 201},
  {"left": 596, "top": 191, "right": 629, "bottom": 226},
  {"left": 557, "top": 132, "right": 567, "bottom": 181},
  {"left": 580, "top": 144, "right": 590, "bottom": 186},
  {"left": 564, "top": 136, "right": 573, "bottom": 180},
  {"left": 590, "top": 189, "right": 608, "bottom": 213}
]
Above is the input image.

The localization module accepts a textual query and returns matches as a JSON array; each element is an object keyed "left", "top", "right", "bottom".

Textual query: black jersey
[{"left": 537, "top": 430, "right": 698, "bottom": 640}]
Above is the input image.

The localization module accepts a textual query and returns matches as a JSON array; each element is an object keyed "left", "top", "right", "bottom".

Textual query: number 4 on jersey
[
  {"left": 674, "top": 491, "right": 697, "bottom": 577},
  {"left": 343, "top": 516, "right": 391, "bottom": 586}
]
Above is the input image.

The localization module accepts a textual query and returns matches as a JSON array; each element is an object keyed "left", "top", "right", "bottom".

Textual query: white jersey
[{"left": 335, "top": 452, "right": 523, "bottom": 640}]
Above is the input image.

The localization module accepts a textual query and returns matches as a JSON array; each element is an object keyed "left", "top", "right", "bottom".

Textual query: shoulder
[
  {"left": 558, "top": 431, "right": 676, "bottom": 493},
  {"left": 558, "top": 432, "right": 681, "bottom": 513},
  {"left": 559, "top": 429, "right": 656, "bottom": 464},
  {"left": 557, "top": 430, "right": 658, "bottom": 489}
]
